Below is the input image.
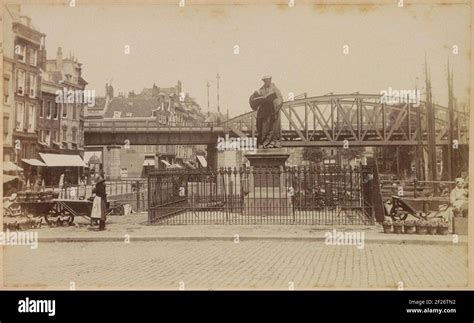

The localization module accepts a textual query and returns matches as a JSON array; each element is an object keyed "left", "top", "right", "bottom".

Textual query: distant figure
[
  {"left": 450, "top": 178, "right": 468, "bottom": 217},
  {"left": 249, "top": 75, "right": 283, "bottom": 148},
  {"left": 58, "top": 173, "right": 65, "bottom": 198},
  {"left": 91, "top": 174, "right": 107, "bottom": 231},
  {"left": 18, "top": 172, "right": 26, "bottom": 191}
]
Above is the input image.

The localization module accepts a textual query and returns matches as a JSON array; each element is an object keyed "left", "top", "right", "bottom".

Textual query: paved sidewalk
[{"left": 26, "top": 214, "right": 467, "bottom": 245}]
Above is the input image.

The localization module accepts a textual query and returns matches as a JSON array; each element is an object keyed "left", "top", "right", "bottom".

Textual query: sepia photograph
[{"left": 1, "top": 0, "right": 472, "bottom": 303}]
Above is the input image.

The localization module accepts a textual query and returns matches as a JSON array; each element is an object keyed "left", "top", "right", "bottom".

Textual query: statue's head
[{"left": 262, "top": 75, "right": 272, "bottom": 87}]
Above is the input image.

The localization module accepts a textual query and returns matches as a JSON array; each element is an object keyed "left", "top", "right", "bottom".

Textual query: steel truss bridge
[{"left": 84, "top": 93, "right": 469, "bottom": 147}]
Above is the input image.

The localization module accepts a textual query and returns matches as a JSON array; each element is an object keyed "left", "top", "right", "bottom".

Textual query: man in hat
[{"left": 249, "top": 75, "right": 283, "bottom": 148}]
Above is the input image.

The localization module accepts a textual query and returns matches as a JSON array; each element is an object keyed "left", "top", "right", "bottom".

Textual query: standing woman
[{"left": 91, "top": 174, "right": 107, "bottom": 231}]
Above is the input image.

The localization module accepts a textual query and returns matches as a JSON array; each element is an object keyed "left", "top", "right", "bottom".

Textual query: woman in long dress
[{"left": 91, "top": 174, "right": 107, "bottom": 231}]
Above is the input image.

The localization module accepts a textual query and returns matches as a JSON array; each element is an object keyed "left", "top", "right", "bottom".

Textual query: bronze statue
[{"left": 249, "top": 75, "right": 283, "bottom": 148}]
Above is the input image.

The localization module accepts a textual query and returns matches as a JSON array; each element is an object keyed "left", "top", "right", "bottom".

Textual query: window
[
  {"left": 28, "top": 74, "right": 37, "bottom": 98},
  {"left": 113, "top": 111, "right": 121, "bottom": 118},
  {"left": 29, "top": 48, "right": 37, "bottom": 66},
  {"left": 72, "top": 128, "right": 77, "bottom": 142},
  {"left": 39, "top": 129, "right": 44, "bottom": 142},
  {"left": 3, "top": 77, "right": 9, "bottom": 104},
  {"left": 53, "top": 130, "right": 58, "bottom": 142},
  {"left": 45, "top": 130, "right": 51, "bottom": 146},
  {"left": 4, "top": 115, "right": 9, "bottom": 135},
  {"left": 17, "top": 69, "right": 25, "bottom": 95},
  {"left": 40, "top": 101, "right": 44, "bottom": 118},
  {"left": 16, "top": 102, "right": 24, "bottom": 131},
  {"left": 53, "top": 103, "right": 59, "bottom": 119},
  {"left": 73, "top": 102, "right": 77, "bottom": 120},
  {"left": 27, "top": 104, "right": 35, "bottom": 133},
  {"left": 47, "top": 101, "right": 52, "bottom": 119},
  {"left": 63, "top": 103, "right": 69, "bottom": 118},
  {"left": 30, "top": 144, "right": 35, "bottom": 158},
  {"left": 126, "top": 112, "right": 132, "bottom": 117},
  {"left": 15, "top": 44, "right": 26, "bottom": 62},
  {"left": 62, "top": 127, "right": 67, "bottom": 142}
]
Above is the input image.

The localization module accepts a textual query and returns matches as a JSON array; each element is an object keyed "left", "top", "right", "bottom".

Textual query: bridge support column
[
  {"left": 206, "top": 143, "right": 218, "bottom": 170},
  {"left": 106, "top": 145, "right": 122, "bottom": 180}
]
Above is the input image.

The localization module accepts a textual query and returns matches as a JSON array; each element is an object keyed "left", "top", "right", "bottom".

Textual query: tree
[
  {"left": 302, "top": 147, "right": 327, "bottom": 163},
  {"left": 340, "top": 147, "right": 365, "bottom": 161}
]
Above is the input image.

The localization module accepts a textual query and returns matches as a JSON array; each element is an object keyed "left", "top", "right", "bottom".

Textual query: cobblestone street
[{"left": 3, "top": 240, "right": 467, "bottom": 290}]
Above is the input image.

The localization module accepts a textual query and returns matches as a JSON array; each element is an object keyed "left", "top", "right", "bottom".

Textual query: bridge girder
[
  {"left": 83, "top": 93, "right": 468, "bottom": 147},
  {"left": 224, "top": 94, "right": 469, "bottom": 147}
]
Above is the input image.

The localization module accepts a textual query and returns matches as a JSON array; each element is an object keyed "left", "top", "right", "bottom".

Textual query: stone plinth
[{"left": 243, "top": 149, "right": 292, "bottom": 216}]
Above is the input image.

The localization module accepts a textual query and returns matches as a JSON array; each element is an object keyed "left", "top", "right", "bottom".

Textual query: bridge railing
[{"left": 84, "top": 119, "right": 220, "bottom": 131}]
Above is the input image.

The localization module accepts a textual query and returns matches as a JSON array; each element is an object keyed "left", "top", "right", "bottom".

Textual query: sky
[{"left": 22, "top": 3, "right": 471, "bottom": 117}]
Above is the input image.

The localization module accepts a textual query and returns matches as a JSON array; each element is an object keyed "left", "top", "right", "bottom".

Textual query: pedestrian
[
  {"left": 450, "top": 178, "right": 468, "bottom": 217},
  {"left": 91, "top": 174, "right": 107, "bottom": 231}
]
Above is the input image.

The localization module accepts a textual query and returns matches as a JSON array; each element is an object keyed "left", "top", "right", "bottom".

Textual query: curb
[{"left": 37, "top": 235, "right": 467, "bottom": 245}]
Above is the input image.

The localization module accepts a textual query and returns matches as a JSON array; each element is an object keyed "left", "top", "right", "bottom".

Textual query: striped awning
[
  {"left": 196, "top": 155, "right": 207, "bottom": 168},
  {"left": 143, "top": 159, "right": 155, "bottom": 166},
  {"left": 3, "top": 175, "right": 19, "bottom": 184},
  {"left": 39, "top": 153, "right": 87, "bottom": 167},
  {"left": 160, "top": 160, "right": 171, "bottom": 167},
  {"left": 22, "top": 159, "right": 47, "bottom": 167},
  {"left": 3, "top": 161, "right": 23, "bottom": 172}
]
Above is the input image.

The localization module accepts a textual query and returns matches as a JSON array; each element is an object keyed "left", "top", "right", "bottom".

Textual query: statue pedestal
[{"left": 243, "top": 149, "right": 292, "bottom": 217}]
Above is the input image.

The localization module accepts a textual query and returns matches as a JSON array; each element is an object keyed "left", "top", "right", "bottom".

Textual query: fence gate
[{"left": 148, "top": 166, "right": 375, "bottom": 225}]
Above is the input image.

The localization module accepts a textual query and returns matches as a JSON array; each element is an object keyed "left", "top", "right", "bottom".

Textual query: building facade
[
  {"left": 38, "top": 75, "right": 62, "bottom": 154},
  {"left": 45, "top": 47, "right": 87, "bottom": 155},
  {"left": 3, "top": 5, "right": 46, "bottom": 163}
]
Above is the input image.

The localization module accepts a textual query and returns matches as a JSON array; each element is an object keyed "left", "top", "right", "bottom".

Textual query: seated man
[{"left": 450, "top": 178, "right": 468, "bottom": 217}]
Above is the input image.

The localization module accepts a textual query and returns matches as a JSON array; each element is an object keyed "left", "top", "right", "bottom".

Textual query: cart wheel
[
  {"left": 65, "top": 215, "right": 74, "bottom": 226},
  {"left": 43, "top": 213, "right": 52, "bottom": 225}
]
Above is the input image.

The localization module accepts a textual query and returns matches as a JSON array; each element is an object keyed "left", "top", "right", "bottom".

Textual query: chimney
[
  {"left": 57, "top": 47, "right": 63, "bottom": 70},
  {"left": 20, "top": 16, "right": 32, "bottom": 27}
]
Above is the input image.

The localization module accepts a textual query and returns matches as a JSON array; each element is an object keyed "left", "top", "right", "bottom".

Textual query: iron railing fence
[{"left": 148, "top": 166, "right": 375, "bottom": 225}]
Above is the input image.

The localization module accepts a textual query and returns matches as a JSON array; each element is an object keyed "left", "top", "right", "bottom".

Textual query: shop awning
[
  {"left": 3, "top": 175, "right": 19, "bottom": 184},
  {"left": 160, "top": 160, "right": 171, "bottom": 167},
  {"left": 184, "top": 161, "right": 196, "bottom": 169},
  {"left": 196, "top": 155, "right": 208, "bottom": 168},
  {"left": 169, "top": 164, "right": 183, "bottom": 169},
  {"left": 143, "top": 159, "right": 155, "bottom": 166},
  {"left": 3, "top": 161, "right": 23, "bottom": 172},
  {"left": 39, "top": 153, "right": 87, "bottom": 167},
  {"left": 22, "top": 159, "right": 47, "bottom": 167}
]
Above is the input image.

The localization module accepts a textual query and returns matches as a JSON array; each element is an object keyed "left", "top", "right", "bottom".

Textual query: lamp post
[
  {"left": 15, "top": 139, "right": 21, "bottom": 190},
  {"left": 216, "top": 73, "right": 220, "bottom": 124}
]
